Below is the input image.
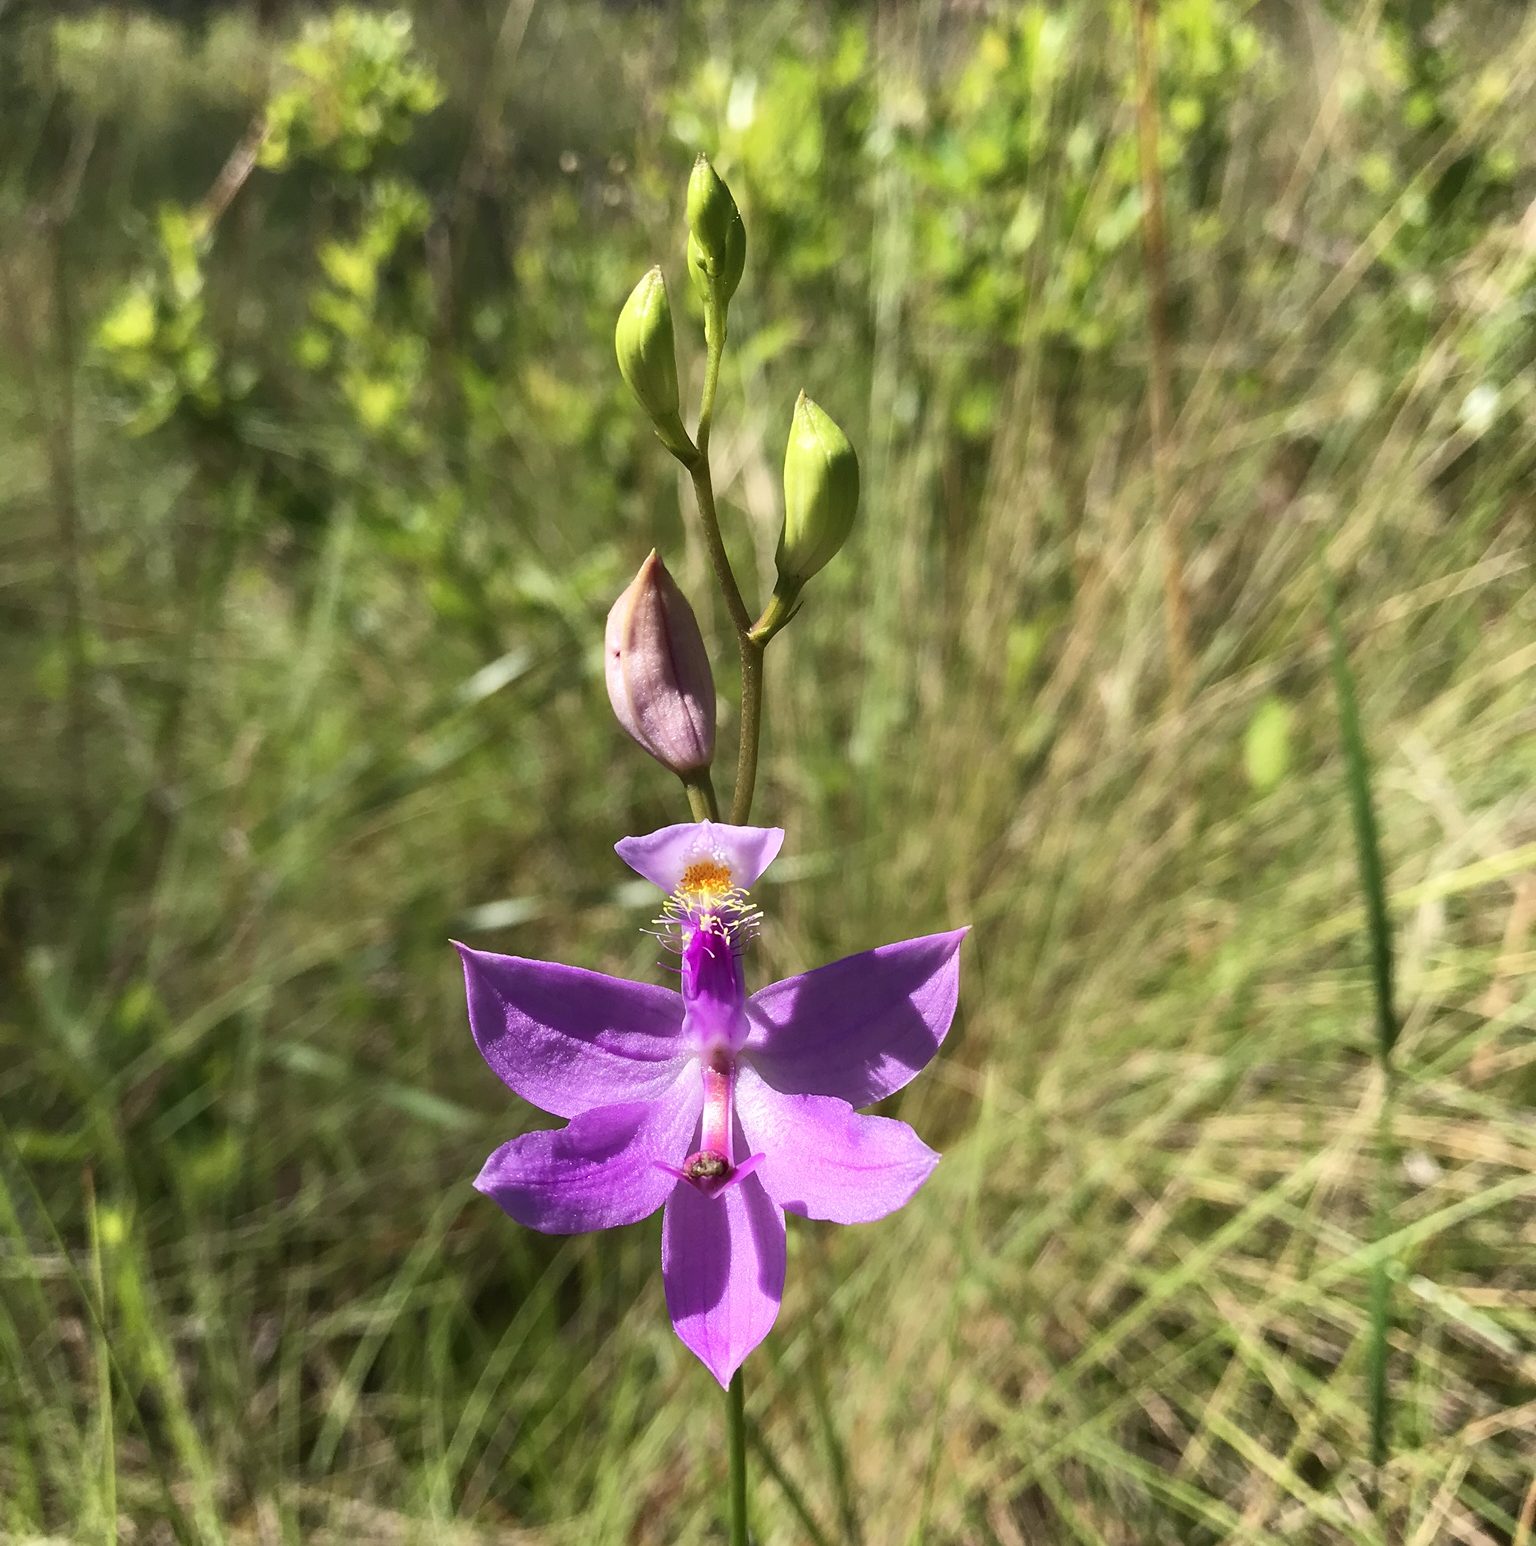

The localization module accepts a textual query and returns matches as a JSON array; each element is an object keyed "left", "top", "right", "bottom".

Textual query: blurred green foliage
[
  {"left": 96, "top": 204, "right": 224, "bottom": 432},
  {"left": 260, "top": 8, "right": 444, "bottom": 173}
]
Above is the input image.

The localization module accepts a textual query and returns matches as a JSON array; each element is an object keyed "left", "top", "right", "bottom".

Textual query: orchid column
[{"left": 459, "top": 155, "right": 965, "bottom": 1545}]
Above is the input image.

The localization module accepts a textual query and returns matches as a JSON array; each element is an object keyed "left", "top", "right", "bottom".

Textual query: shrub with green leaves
[{"left": 260, "top": 7, "right": 443, "bottom": 173}]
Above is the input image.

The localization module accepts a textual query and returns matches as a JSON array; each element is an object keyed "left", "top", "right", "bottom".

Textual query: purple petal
[
  {"left": 662, "top": 1170, "right": 785, "bottom": 1387},
  {"left": 744, "top": 928, "right": 967, "bottom": 1106},
  {"left": 458, "top": 944, "right": 686, "bottom": 1119},
  {"left": 736, "top": 1068, "right": 938, "bottom": 1223},
  {"left": 475, "top": 1074, "right": 701, "bottom": 1234},
  {"left": 615, "top": 822, "right": 785, "bottom": 894}
]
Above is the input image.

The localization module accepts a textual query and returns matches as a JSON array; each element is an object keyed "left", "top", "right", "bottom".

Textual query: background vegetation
[{"left": 2, "top": 1, "right": 1534, "bottom": 1540}]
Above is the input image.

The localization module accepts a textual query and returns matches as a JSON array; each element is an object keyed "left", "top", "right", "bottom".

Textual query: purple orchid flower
[{"left": 457, "top": 820, "right": 965, "bottom": 1386}]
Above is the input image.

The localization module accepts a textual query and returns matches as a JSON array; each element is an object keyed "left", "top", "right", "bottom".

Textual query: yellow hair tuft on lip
[{"left": 679, "top": 859, "right": 733, "bottom": 898}]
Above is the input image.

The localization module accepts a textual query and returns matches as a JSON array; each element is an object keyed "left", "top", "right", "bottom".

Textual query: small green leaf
[
  {"left": 97, "top": 287, "right": 157, "bottom": 352},
  {"left": 1243, "top": 696, "right": 1292, "bottom": 792},
  {"left": 319, "top": 240, "right": 378, "bottom": 300}
]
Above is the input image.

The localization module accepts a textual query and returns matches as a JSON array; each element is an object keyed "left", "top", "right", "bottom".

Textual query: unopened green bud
[
  {"left": 686, "top": 156, "right": 746, "bottom": 305},
  {"left": 776, "top": 392, "right": 860, "bottom": 587},
  {"left": 615, "top": 267, "right": 692, "bottom": 459},
  {"left": 687, "top": 227, "right": 746, "bottom": 313}
]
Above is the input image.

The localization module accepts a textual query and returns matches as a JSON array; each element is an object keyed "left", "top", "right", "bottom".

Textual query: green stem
[
  {"left": 694, "top": 289, "right": 757, "bottom": 1540},
  {"left": 1368, "top": 1058, "right": 1395, "bottom": 1493},
  {"left": 749, "top": 583, "right": 799, "bottom": 647},
  {"left": 697, "top": 296, "right": 726, "bottom": 456},
  {"left": 727, "top": 1368, "right": 749, "bottom": 1546},
  {"left": 681, "top": 768, "right": 719, "bottom": 822},
  {"left": 684, "top": 286, "right": 769, "bottom": 827},
  {"left": 1132, "top": 0, "right": 1191, "bottom": 703},
  {"left": 724, "top": 586, "right": 809, "bottom": 820},
  {"left": 687, "top": 456, "right": 752, "bottom": 637},
  {"left": 732, "top": 637, "right": 765, "bottom": 825},
  {"left": 685, "top": 450, "right": 761, "bottom": 824},
  {"left": 84, "top": 1169, "right": 116, "bottom": 1543}
]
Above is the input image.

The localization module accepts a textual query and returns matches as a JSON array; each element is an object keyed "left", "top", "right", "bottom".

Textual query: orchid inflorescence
[{"left": 455, "top": 154, "right": 966, "bottom": 1530}]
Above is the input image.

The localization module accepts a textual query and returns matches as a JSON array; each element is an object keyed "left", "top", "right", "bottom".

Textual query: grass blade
[
  {"left": 746, "top": 1419, "right": 836, "bottom": 1546},
  {"left": 1322, "top": 574, "right": 1398, "bottom": 1063},
  {"left": 1322, "top": 565, "right": 1400, "bottom": 1492}
]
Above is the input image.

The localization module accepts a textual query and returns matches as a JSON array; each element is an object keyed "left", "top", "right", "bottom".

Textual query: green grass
[
  {"left": 1323, "top": 561, "right": 1400, "bottom": 1497},
  {"left": 3, "top": 1, "right": 1535, "bottom": 1541}
]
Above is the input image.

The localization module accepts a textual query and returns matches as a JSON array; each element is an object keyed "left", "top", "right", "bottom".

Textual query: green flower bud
[
  {"left": 615, "top": 267, "right": 692, "bottom": 459},
  {"left": 776, "top": 392, "right": 860, "bottom": 587},
  {"left": 686, "top": 156, "right": 746, "bottom": 305}
]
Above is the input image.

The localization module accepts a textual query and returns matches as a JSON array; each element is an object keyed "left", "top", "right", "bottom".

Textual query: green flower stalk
[
  {"left": 775, "top": 392, "right": 860, "bottom": 594},
  {"left": 615, "top": 267, "right": 692, "bottom": 461},
  {"left": 464, "top": 146, "right": 963, "bottom": 1546}
]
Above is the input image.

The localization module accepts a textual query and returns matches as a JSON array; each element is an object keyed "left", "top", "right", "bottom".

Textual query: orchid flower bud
[
  {"left": 605, "top": 551, "right": 716, "bottom": 776},
  {"left": 615, "top": 268, "right": 692, "bottom": 460},
  {"left": 776, "top": 392, "right": 860, "bottom": 588},
  {"left": 686, "top": 155, "right": 745, "bottom": 306}
]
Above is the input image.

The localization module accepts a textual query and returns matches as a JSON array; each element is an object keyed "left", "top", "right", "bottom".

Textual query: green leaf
[
  {"left": 1243, "top": 696, "right": 1292, "bottom": 792},
  {"left": 319, "top": 240, "right": 378, "bottom": 301},
  {"left": 97, "top": 287, "right": 157, "bottom": 353}
]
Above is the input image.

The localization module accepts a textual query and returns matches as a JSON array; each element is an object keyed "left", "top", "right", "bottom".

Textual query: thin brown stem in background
[{"left": 1132, "top": 0, "right": 1192, "bottom": 703}]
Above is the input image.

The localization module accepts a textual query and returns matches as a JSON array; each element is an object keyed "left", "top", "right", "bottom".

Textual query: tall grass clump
[{"left": 2, "top": 1, "right": 1534, "bottom": 1541}]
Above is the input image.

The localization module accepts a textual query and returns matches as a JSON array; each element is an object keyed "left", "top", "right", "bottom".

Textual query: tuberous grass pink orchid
[{"left": 458, "top": 820, "right": 965, "bottom": 1387}]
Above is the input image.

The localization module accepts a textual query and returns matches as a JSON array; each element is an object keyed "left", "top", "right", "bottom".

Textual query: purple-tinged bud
[{"left": 605, "top": 551, "right": 716, "bottom": 776}]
